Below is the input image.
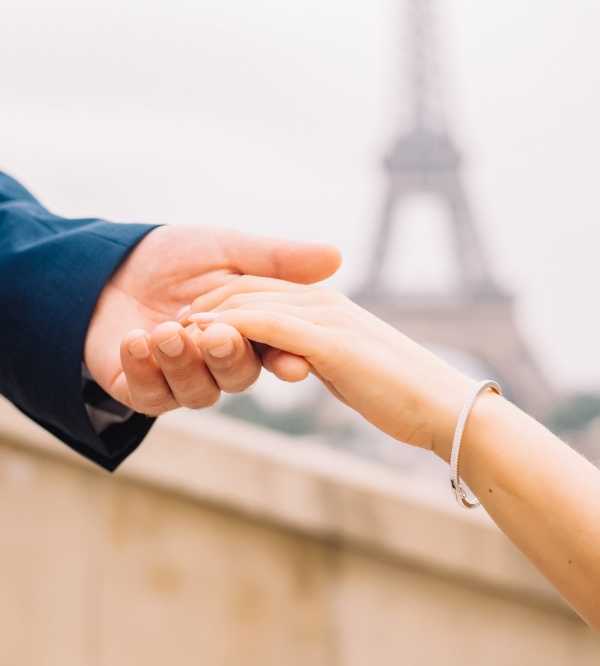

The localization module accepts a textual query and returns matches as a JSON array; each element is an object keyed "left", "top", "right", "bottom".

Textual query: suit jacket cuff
[{"left": 0, "top": 173, "right": 159, "bottom": 470}]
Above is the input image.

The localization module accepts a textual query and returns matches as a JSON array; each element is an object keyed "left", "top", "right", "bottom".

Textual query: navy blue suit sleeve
[{"left": 0, "top": 171, "right": 160, "bottom": 471}]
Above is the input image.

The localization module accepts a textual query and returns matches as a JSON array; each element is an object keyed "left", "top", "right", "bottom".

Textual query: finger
[
  {"left": 185, "top": 279, "right": 344, "bottom": 323},
  {"left": 262, "top": 348, "right": 310, "bottom": 382},
  {"left": 201, "top": 290, "right": 333, "bottom": 319},
  {"left": 196, "top": 323, "right": 261, "bottom": 393},
  {"left": 150, "top": 321, "right": 220, "bottom": 409},
  {"left": 190, "top": 309, "right": 325, "bottom": 358},
  {"left": 220, "top": 230, "right": 342, "bottom": 284},
  {"left": 117, "top": 329, "right": 178, "bottom": 415},
  {"left": 187, "top": 275, "right": 307, "bottom": 318},
  {"left": 195, "top": 300, "right": 326, "bottom": 328}
]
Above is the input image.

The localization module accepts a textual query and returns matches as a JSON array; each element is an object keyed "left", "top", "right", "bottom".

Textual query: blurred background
[{"left": 2, "top": 0, "right": 600, "bottom": 663}]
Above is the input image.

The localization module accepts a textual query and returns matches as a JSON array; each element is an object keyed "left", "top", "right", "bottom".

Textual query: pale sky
[{"left": 3, "top": 0, "right": 600, "bottom": 391}]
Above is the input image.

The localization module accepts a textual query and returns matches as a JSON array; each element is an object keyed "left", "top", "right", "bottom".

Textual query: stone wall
[{"left": 1, "top": 399, "right": 598, "bottom": 665}]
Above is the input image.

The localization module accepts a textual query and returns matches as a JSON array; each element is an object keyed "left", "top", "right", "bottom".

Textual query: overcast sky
[{"left": 3, "top": 0, "right": 600, "bottom": 391}]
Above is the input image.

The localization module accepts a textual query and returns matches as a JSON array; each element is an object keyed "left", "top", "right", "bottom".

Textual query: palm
[{"left": 85, "top": 227, "right": 241, "bottom": 395}]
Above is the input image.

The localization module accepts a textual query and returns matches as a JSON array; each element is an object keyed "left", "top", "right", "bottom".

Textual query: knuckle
[
  {"left": 163, "top": 363, "right": 194, "bottom": 383},
  {"left": 165, "top": 367, "right": 220, "bottom": 407},
  {"left": 171, "top": 376, "right": 205, "bottom": 398},
  {"left": 182, "top": 388, "right": 220, "bottom": 409},
  {"left": 222, "top": 373, "right": 260, "bottom": 394},
  {"left": 205, "top": 349, "right": 248, "bottom": 373},
  {"left": 208, "top": 355, "right": 236, "bottom": 370}
]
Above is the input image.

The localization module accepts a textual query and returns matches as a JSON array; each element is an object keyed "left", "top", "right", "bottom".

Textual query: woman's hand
[
  {"left": 188, "top": 276, "right": 600, "bottom": 630},
  {"left": 187, "top": 276, "right": 474, "bottom": 456}
]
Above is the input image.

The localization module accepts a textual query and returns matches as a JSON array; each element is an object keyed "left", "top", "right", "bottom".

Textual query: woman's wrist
[
  {"left": 428, "top": 374, "right": 492, "bottom": 464},
  {"left": 431, "top": 385, "right": 505, "bottom": 467}
]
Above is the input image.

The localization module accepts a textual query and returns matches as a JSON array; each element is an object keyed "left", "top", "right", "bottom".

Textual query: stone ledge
[{"left": 0, "top": 398, "right": 569, "bottom": 616}]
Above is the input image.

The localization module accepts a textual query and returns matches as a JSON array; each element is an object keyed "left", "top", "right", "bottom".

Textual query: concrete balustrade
[{"left": 1, "top": 398, "right": 599, "bottom": 665}]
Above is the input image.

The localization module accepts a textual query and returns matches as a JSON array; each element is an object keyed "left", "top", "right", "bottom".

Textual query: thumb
[{"left": 221, "top": 230, "right": 342, "bottom": 284}]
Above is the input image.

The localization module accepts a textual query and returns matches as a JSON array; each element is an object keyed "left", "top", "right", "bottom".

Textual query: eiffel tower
[{"left": 353, "top": 0, "right": 555, "bottom": 419}]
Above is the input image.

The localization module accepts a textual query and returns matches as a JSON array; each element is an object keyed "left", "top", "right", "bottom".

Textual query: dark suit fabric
[{"left": 0, "top": 171, "right": 158, "bottom": 470}]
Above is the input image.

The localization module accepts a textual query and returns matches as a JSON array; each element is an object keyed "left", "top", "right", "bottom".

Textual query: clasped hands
[
  {"left": 85, "top": 225, "right": 472, "bottom": 458},
  {"left": 84, "top": 225, "right": 342, "bottom": 417},
  {"left": 80, "top": 226, "right": 600, "bottom": 631}
]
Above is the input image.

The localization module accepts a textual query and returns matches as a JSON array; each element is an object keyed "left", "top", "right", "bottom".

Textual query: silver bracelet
[{"left": 450, "top": 379, "right": 502, "bottom": 509}]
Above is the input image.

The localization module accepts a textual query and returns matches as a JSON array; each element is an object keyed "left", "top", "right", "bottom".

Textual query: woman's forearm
[
  {"left": 433, "top": 391, "right": 600, "bottom": 628},
  {"left": 186, "top": 277, "right": 600, "bottom": 626}
]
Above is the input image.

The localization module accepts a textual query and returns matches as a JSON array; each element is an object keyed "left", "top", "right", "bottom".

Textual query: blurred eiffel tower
[
  {"left": 223, "top": 0, "right": 559, "bottom": 450},
  {"left": 351, "top": 0, "right": 555, "bottom": 420}
]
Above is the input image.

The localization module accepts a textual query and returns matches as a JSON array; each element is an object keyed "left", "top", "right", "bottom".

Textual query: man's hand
[{"left": 84, "top": 226, "right": 341, "bottom": 416}]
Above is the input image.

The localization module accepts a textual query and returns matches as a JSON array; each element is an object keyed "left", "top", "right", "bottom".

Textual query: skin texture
[
  {"left": 84, "top": 226, "right": 341, "bottom": 415},
  {"left": 187, "top": 275, "right": 600, "bottom": 629}
]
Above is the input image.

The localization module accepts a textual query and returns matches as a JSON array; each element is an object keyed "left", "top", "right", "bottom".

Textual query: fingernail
[
  {"left": 176, "top": 305, "right": 192, "bottom": 322},
  {"left": 128, "top": 336, "right": 150, "bottom": 360},
  {"left": 158, "top": 334, "right": 185, "bottom": 358},
  {"left": 207, "top": 340, "right": 234, "bottom": 359}
]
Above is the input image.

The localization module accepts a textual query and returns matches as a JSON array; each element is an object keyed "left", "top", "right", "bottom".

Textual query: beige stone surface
[{"left": 1, "top": 398, "right": 599, "bottom": 665}]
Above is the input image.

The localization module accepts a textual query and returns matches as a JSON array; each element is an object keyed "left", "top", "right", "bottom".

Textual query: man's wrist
[{"left": 82, "top": 364, "right": 134, "bottom": 433}]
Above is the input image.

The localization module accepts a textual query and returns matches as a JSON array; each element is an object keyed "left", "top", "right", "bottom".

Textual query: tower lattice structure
[{"left": 354, "top": 0, "right": 555, "bottom": 418}]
